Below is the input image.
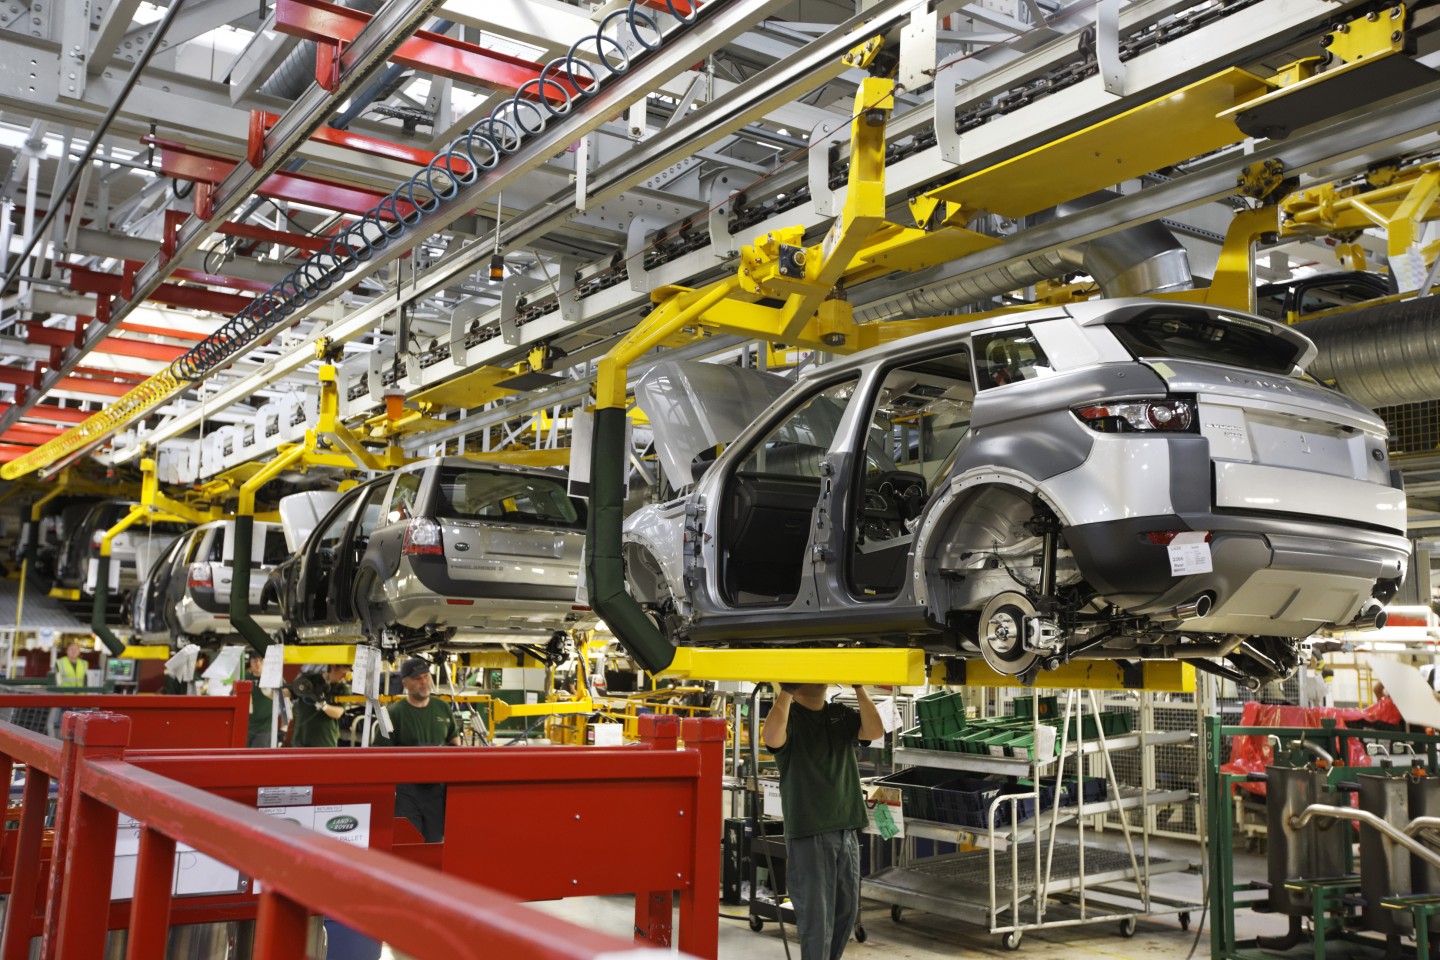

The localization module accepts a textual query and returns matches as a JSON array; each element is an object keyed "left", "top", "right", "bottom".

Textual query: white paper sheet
[
  {"left": 1167, "top": 531, "right": 1213, "bottom": 575},
  {"left": 1370, "top": 657, "right": 1440, "bottom": 727}
]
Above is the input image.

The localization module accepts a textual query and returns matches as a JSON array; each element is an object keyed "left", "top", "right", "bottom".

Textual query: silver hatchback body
[
  {"left": 275, "top": 458, "right": 592, "bottom": 648},
  {"left": 622, "top": 299, "right": 1409, "bottom": 685}
]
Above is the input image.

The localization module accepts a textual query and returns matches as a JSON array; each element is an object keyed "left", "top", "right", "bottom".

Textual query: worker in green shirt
[
  {"left": 373, "top": 658, "right": 459, "bottom": 842},
  {"left": 290, "top": 664, "right": 348, "bottom": 747},
  {"left": 762, "top": 683, "right": 884, "bottom": 960},
  {"left": 245, "top": 651, "right": 276, "bottom": 748},
  {"left": 55, "top": 642, "right": 87, "bottom": 687}
]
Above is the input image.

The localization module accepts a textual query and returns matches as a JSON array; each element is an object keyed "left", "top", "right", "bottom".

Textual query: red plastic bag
[{"left": 1219, "top": 702, "right": 1376, "bottom": 796}]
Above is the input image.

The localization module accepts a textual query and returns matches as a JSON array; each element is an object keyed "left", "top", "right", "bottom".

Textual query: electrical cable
[{"left": 166, "top": 0, "right": 713, "bottom": 385}]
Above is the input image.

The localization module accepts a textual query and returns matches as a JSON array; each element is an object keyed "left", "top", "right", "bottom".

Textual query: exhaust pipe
[
  {"left": 1166, "top": 594, "right": 1212, "bottom": 623},
  {"left": 1331, "top": 600, "right": 1387, "bottom": 632}
]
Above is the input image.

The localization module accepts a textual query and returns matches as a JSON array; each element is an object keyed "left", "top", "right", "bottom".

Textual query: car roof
[
  {"left": 406, "top": 455, "right": 568, "bottom": 479},
  {"left": 797, "top": 297, "right": 1316, "bottom": 381}
]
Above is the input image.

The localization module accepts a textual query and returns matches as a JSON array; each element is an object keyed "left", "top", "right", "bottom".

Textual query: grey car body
[
  {"left": 622, "top": 299, "right": 1409, "bottom": 684},
  {"left": 270, "top": 457, "right": 591, "bottom": 650},
  {"left": 132, "top": 520, "right": 288, "bottom": 643},
  {"left": 55, "top": 498, "right": 188, "bottom": 598}
]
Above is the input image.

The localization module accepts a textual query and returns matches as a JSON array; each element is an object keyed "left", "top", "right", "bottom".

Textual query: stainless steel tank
[
  {"left": 1360, "top": 774, "right": 1413, "bottom": 934},
  {"left": 1266, "top": 765, "right": 1349, "bottom": 914},
  {"left": 1409, "top": 774, "right": 1440, "bottom": 934}
]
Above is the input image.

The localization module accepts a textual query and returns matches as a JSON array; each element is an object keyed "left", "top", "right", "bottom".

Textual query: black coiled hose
[{"left": 169, "top": 0, "right": 706, "bottom": 383}]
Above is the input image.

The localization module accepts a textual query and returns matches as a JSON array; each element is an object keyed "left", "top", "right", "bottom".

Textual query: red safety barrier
[
  {"left": 0, "top": 709, "right": 722, "bottom": 960},
  {"left": 0, "top": 687, "right": 252, "bottom": 960},
  {"left": 0, "top": 683, "right": 251, "bottom": 751}
]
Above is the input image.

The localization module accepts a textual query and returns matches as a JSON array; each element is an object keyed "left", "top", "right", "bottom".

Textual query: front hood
[{"left": 634, "top": 360, "right": 793, "bottom": 489}]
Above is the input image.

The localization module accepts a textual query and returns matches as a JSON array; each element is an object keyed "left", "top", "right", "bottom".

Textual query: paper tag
[
  {"left": 1167, "top": 532, "right": 1213, "bottom": 575},
  {"left": 260, "top": 644, "right": 285, "bottom": 690},
  {"left": 863, "top": 783, "right": 905, "bottom": 840},
  {"left": 374, "top": 705, "right": 394, "bottom": 739},
  {"left": 868, "top": 697, "right": 901, "bottom": 747},
  {"left": 761, "top": 779, "right": 783, "bottom": 819},
  {"left": 165, "top": 644, "right": 200, "bottom": 682},
  {"left": 351, "top": 646, "right": 379, "bottom": 698},
  {"left": 1035, "top": 724, "right": 1057, "bottom": 761}
]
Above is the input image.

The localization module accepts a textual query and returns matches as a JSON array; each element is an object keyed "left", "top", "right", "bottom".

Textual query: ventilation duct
[
  {"left": 1294, "top": 295, "right": 1440, "bottom": 409},
  {"left": 260, "top": 0, "right": 388, "bottom": 100},
  {"left": 853, "top": 190, "right": 1194, "bottom": 323}
]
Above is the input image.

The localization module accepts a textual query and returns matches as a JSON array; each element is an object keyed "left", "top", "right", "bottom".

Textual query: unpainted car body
[
  {"left": 269, "top": 458, "right": 591, "bottom": 650},
  {"left": 55, "top": 499, "right": 188, "bottom": 598},
  {"left": 622, "top": 299, "right": 1410, "bottom": 685},
  {"left": 132, "top": 519, "right": 288, "bottom": 643}
]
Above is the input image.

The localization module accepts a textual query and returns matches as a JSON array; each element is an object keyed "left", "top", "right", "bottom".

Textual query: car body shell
[
  {"left": 269, "top": 457, "right": 592, "bottom": 645},
  {"left": 132, "top": 519, "right": 287, "bottom": 642},
  {"left": 56, "top": 499, "right": 188, "bottom": 597},
  {"left": 622, "top": 299, "right": 1409, "bottom": 673}
]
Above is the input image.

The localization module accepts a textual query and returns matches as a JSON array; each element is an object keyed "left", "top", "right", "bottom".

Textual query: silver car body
[
  {"left": 279, "top": 458, "right": 592, "bottom": 645},
  {"left": 623, "top": 299, "right": 1409, "bottom": 680},
  {"left": 132, "top": 519, "right": 286, "bottom": 642}
]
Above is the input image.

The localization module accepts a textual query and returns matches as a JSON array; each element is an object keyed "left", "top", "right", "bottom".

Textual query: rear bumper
[
  {"left": 1065, "top": 513, "right": 1409, "bottom": 636},
  {"left": 374, "top": 557, "right": 589, "bottom": 632}
]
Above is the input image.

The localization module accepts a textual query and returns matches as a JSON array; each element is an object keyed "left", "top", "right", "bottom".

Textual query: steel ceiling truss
[{"left": 0, "top": 0, "right": 1433, "bottom": 485}]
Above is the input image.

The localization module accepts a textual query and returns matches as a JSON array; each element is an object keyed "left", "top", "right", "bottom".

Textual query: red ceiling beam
[
  {"left": 67, "top": 264, "right": 254, "bottom": 315},
  {"left": 72, "top": 367, "right": 149, "bottom": 384},
  {"left": 55, "top": 376, "right": 133, "bottom": 398},
  {"left": 0, "top": 443, "right": 38, "bottom": 462},
  {"left": 116, "top": 321, "right": 209, "bottom": 343},
  {"left": 273, "top": 0, "right": 583, "bottom": 100},
  {"left": 250, "top": 110, "right": 461, "bottom": 172},
  {"left": 24, "top": 325, "right": 186, "bottom": 363},
  {"left": 0, "top": 402, "right": 90, "bottom": 425},
  {"left": 162, "top": 210, "right": 329, "bottom": 260},
  {"left": 145, "top": 138, "right": 415, "bottom": 220},
  {"left": 2, "top": 424, "right": 64, "bottom": 446}
]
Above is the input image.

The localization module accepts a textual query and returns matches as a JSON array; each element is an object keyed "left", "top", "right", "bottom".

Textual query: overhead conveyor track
[
  {"left": 0, "top": 0, "right": 787, "bottom": 481},
  {"left": 108, "top": 0, "right": 1433, "bottom": 480}
]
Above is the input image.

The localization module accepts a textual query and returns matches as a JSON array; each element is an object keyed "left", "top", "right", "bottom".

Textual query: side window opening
[
  {"left": 388, "top": 472, "right": 423, "bottom": 522},
  {"left": 721, "top": 378, "right": 858, "bottom": 606},
  {"left": 850, "top": 354, "right": 973, "bottom": 599},
  {"left": 975, "top": 330, "right": 1052, "bottom": 389}
]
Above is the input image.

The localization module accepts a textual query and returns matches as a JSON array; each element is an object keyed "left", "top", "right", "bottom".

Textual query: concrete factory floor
[{"left": 381, "top": 835, "right": 1372, "bottom": 959}]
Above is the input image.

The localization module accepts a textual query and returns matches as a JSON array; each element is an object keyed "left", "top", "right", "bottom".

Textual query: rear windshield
[
  {"left": 432, "top": 467, "right": 585, "bottom": 529},
  {"left": 1106, "top": 307, "right": 1304, "bottom": 376}
]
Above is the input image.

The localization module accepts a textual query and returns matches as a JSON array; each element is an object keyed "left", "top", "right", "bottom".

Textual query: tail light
[
  {"left": 1141, "top": 530, "right": 1212, "bottom": 546},
  {"left": 1073, "top": 398, "right": 1196, "bottom": 433},
  {"left": 402, "top": 517, "right": 444, "bottom": 556},
  {"left": 187, "top": 563, "right": 213, "bottom": 589}
]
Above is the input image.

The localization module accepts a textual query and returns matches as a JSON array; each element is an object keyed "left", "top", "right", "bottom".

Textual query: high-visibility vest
[{"left": 57, "top": 656, "right": 87, "bottom": 687}]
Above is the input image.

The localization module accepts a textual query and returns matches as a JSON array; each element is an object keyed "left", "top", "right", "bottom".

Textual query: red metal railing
[
  {"left": 0, "top": 708, "right": 721, "bottom": 959},
  {"left": 0, "top": 682, "right": 252, "bottom": 751},
  {"left": 0, "top": 687, "right": 253, "bottom": 960}
]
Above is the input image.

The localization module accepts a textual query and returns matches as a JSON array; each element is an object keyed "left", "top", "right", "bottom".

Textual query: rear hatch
[
  {"left": 1101, "top": 305, "right": 1404, "bottom": 533},
  {"left": 429, "top": 465, "right": 585, "bottom": 596}
]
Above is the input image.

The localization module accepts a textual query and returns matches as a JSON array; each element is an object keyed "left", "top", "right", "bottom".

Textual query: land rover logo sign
[{"left": 326, "top": 815, "right": 359, "bottom": 833}]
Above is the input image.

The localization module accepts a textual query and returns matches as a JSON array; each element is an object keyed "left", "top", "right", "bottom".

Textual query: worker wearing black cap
[
  {"left": 373, "top": 658, "right": 459, "bottom": 842},
  {"left": 291, "top": 664, "right": 348, "bottom": 747}
]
